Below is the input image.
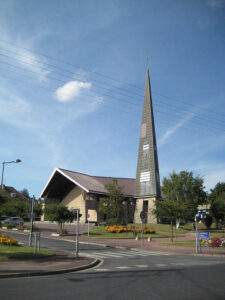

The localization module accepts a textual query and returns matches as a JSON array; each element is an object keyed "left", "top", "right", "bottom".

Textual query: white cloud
[
  {"left": 0, "top": 30, "right": 50, "bottom": 82},
  {"left": 158, "top": 112, "right": 194, "bottom": 146},
  {"left": 55, "top": 80, "right": 92, "bottom": 102},
  {"left": 15, "top": 48, "right": 50, "bottom": 82},
  {"left": 207, "top": 0, "right": 224, "bottom": 8}
]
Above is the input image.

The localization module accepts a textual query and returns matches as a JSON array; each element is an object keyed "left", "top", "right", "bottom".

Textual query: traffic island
[
  {"left": 0, "top": 254, "right": 100, "bottom": 279},
  {"left": 0, "top": 243, "right": 100, "bottom": 279}
]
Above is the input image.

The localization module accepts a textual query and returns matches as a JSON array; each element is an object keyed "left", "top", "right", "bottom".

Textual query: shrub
[
  {"left": 203, "top": 214, "right": 213, "bottom": 229},
  {"left": 105, "top": 225, "right": 156, "bottom": 234},
  {"left": 0, "top": 234, "right": 18, "bottom": 246},
  {"left": 6, "top": 224, "right": 14, "bottom": 229},
  {"left": 105, "top": 225, "right": 129, "bottom": 233},
  {"left": 208, "top": 237, "right": 224, "bottom": 247}
]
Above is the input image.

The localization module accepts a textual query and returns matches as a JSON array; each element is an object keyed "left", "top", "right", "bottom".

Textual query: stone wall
[
  {"left": 134, "top": 197, "right": 157, "bottom": 224},
  {"left": 61, "top": 187, "right": 86, "bottom": 223}
]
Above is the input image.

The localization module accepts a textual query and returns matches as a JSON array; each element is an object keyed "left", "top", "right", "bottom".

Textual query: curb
[{"left": 0, "top": 258, "right": 101, "bottom": 279}]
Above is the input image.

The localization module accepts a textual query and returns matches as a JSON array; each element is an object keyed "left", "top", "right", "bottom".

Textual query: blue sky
[{"left": 0, "top": 0, "right": 224, "bottom": 197}]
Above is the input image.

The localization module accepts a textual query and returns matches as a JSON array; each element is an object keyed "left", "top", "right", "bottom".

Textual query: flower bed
[
  {"left": 105, "top": 225, "right": 156, "bottom": 234},
  {"left": 0, "top": 234, "right": 18, "bottom": 246},
  {"left": 201, "top": 237, "right": 225, "bottom": 248}
]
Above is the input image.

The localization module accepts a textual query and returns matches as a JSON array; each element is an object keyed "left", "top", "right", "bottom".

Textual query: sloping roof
[
  {"left": 41, "top": 168, "right": 135, "bottom": 198},
  {"left": 4, "top": 186, "right": 29, "bottom": 200}
]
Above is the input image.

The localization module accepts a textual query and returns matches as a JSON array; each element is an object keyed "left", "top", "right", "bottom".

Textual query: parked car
[
  {"left": 0, "top": 216, "right": 8, "bottom": 221},
  {"left": 2, "top": 217, "right": 24, "bottom": 226},
  {"left": 0, "top": 216, "right": 8, "bottom": 225}
]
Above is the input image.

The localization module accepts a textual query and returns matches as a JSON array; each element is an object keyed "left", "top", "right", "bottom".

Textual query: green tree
[
  {"left": 33, "top": 199, "right": 43, "bottom": 219},
  {"left": 202, "top": 214, "right": 213, "bottom": 229},
  {"left": 98, "top": 179, "right": 125, "bottom": 225},
  {"left": 20, "top": 188, "right": 30, "bottom": 199},
  {"left": 154, "top": 199, "right": 187, "bottom": 241},
  {"left": 44, "top": 203, "right": 76, "bottom": 235},
  {"left": 162, "top": 171, "right": 206, "bottom": 225},
  {"left": 210, "top": 200, "right": 225, "bottom": 229},
  {"left": 209, "top": 182, "right": 225, "bottom": 229},
  {"left": 0, "top": 198, "right": 29, "bottom": 219},
  {"left": 209, "top": 182, "right": 225, "bottom": 203}
]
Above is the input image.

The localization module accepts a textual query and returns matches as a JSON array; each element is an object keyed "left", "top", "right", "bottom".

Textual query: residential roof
[{"left": 41, "top": 168, "right": 135, "bottom": 199}]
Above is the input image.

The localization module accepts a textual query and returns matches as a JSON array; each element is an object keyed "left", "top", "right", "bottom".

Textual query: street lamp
[
  {"left": 122, "top": 200, "right": 128, "bottom": 225},
  {"left": 1, "top": 159, "right": 22, "bottom": 189}
]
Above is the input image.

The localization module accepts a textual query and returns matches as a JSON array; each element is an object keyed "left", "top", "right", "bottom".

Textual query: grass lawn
[
  {"left": 87, "top": 223, "right": 192, "bottom": 239},
  {"left": 161, "top": 240, "right": 195, "bottom": 247},
  {"left": 0, "top": 245, "right": 55, "bottom": 261},
  {"left": 85, "top": 223, "right": 225, "bottom": 241}
]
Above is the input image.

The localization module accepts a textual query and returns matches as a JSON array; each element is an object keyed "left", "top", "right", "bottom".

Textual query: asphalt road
[{"left": 1, "top": 232, "right": 225, "bottom": 300}]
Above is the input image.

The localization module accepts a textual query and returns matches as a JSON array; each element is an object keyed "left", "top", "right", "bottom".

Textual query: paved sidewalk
[
  {"left": 0, "top": 254, "right": 99, "bottom": 279},
  {"left": 63, "top": 235, "right": 225, "bottom": 256}
]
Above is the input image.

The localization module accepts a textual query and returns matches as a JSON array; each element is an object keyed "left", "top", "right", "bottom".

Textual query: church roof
[{"left": 41, "top": 168, "right": 135, "bottom": 199}]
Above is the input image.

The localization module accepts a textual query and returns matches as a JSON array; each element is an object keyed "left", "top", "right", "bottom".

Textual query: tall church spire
[{"left": 134, "top": 70, "right": 161, "bottom": 223}]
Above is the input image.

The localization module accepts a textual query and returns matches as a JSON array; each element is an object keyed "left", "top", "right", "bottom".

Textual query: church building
[{"left": 41, "top": 71, "right": 161, "bottom": 224}]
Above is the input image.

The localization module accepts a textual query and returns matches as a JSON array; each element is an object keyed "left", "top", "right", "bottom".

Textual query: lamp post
[
  {"left": 1, "top": 159, "right": 21, "bottom": 189},
  {"left": 122, "top": 200, "right": 128, "bottom": 225}
]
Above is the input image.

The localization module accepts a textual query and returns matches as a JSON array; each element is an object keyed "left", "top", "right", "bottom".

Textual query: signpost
[
  {"left": 29, "top": 196, "right": 35, "bottom": 247},
  {"left": 140, "top": 211, "right": 146, "bottom": 247},
  {"left": 75, "top": 209, "right": 80, "bottom": 258},
  {"left": 87, "top": 213, "right": 90, "bottom": 237},
  {"left": 195, "top": 210, "right": 210, "bottom": 254},
  {"left": 198, "top": 232, "right": 210, "bottom": 240}
]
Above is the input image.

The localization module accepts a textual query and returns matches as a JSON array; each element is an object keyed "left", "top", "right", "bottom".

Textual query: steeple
[
  {"left": 134, "top": 70, "right": 161, "bottom": 224},
  {"left": 135, "top": 70, "right": 161, "bottom": 198}
]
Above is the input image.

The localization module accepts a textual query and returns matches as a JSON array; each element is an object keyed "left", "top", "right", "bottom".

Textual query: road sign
[{"left": 198, "top": 232, "right": 210, "bottom": 240}]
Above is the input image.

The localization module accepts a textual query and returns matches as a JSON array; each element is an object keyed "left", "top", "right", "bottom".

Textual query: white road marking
[
  {"left": 95, "top": 269, "right": 110, "bottom": 272},
  {"left": 171, "top": 262, "right": 185, "bottom": 266},
  {"left": 91, "top": 252, "right": 123, "bottom": 258},
  {"left": 116, "top": 266, "right": 131, "bottom": 269},
  {"left": 134, "top": 264, "right": 148, "bottom": 268},
  {"left": 81, "top": 249, "right": 171, "bottom": 259},
  {"left": 155, "top": 263, "right": 168, "bottom": 267}
]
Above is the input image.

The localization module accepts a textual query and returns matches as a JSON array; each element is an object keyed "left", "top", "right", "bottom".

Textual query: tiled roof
[{"left": 59, "top": 168, "right": 135, "bottom": 196}]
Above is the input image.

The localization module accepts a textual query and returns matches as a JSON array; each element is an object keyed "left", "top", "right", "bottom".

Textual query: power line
[
  {"left": 1, "top": 55, "right": 225, "bottom": 133},
  {"left": 0, "top": 37, "right": 143, "bottom": 93},
  {"left": 0, "top": 38, "right": 224, "bottom": 123},
  {"left": 0, "top": 65, "right": 224, "bottom": 136}
]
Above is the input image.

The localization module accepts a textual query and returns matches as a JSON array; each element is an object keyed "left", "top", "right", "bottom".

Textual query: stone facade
[
  {"left": 61, "top": 187, "right": 86, "bottom": 223},
  {"left": 134, "top": 198, "right": 157, "bottom": 224}
]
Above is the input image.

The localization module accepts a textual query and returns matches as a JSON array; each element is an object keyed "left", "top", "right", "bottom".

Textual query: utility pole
[
  {"left": 1, "top": 163, "right": 5, "bottom": 189},
  {"left": 29, "top": 196, "right": 35, "bottom": 247},
  {"left": 75, "top": 209, "right": 80, "bottom": 258},
  {"left": 1, "top": 159, "right": 21, "bottom": 189}
]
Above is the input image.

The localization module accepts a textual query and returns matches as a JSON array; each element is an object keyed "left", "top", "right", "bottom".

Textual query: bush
[
  {"left": 106, "top": 225, "right": 129, "bottom": 233},
  {"left": 105, "top": 225, "right": 156, "bottom": 234},
  {"left": 203, "top": 214, "right": 213, "bottom": 229},
  {"left": 6, "top": 224, "right": 14, "bottom": 229},
  {"left": 208, "top": 237, "right": 224, "bottom": 247},
  {"left": 0, "top": 234, "right": 18, "bottom": 246}
]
